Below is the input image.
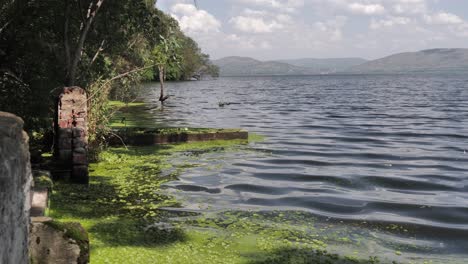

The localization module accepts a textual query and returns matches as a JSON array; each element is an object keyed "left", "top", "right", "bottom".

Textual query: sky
[{"left": 157, "top": 0, "right": 468, "bottom": 60}]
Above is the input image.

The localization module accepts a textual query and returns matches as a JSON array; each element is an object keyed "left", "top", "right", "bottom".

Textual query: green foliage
[
  {"left": 169, "top": 34, "right": 220, "bottom": 81},
  {"left": 0, "top": 0, "right": 217, "bottom": 143},
  {"left": 34, "top": 175, "right": 54, "bottom": 190}
]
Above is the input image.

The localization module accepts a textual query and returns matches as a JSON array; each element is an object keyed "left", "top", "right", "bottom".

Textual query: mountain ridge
[
  {"left": 213, "top": 49, "right": 468, "bottom": 76},
  {"left": 345, "top": 48, "right": 468, "bottom": 73},
  {"left": 212, "top": 56, "right": 367, "bottom": 76}
]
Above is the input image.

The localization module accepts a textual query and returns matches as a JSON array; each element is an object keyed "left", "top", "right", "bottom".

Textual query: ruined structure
[
  {"left": 0, "top": 112, "right": 32, "bottom": 264},
  {"left": 55, "top": 87, "right": 89, "bottom": 184}
]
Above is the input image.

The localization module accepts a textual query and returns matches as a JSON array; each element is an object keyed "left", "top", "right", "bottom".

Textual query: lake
[{"left": 143, "top": 74, "right": 468, "bottom": 263}]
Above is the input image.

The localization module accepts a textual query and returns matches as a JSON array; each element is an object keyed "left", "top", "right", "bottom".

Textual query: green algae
[{"left": 48, "top": 140, "right": 401, "bottom": 264}]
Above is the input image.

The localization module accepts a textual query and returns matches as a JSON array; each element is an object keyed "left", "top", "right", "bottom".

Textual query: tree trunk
[
  {"left": 64, "top": 0, "right": 71, "bottom": 80},
  {"left": 65, "top": 0, "right": 105, "bottom": 86},
  {"left": 158, "top": 65, "right": 165, "bottom": 104}
]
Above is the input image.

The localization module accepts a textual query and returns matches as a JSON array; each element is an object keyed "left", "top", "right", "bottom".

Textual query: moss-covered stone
[
  {"left": 30, "top": 218, "right": 89, "bottom": 264},
  {"left": 34, "top": 175, "right": 53, "bottom": 190}
]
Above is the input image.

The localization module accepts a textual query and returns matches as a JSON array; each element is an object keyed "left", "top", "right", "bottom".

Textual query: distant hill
[
  {"left": 277, "top": 58, "right": 367, "bottom": 73},
  {"left": 213, "top": 49, "right": 468, "bottom": 76},
  {"left": 212, "top": 56, "right": 319, "bottom": 76},
  {"left": 346, "top": 48, "right": 468, "bottom": 73}
]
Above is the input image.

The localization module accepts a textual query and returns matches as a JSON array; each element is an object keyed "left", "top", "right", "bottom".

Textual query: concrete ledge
[{"left": 109, "top": 128, "right": 249, "bottom": 146}]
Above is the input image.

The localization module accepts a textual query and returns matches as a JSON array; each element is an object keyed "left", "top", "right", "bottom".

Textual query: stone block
[
  {"left": 72, "top": 127, "right": 86, "bottom": 138},
  {"left": 29, "top": 218, "right": 89, "bottom": 264},
  {"left": 72, "top": 153, "right": 88, "bottom": 165},
  {"left": 72, "top": 138, "right": 87, "bottom": 148},
  {"left": 58, "top": 120, "right": 71, "bottom": 128},
  {"left": 58, "top": 137, "right": 72, "bottom": 149},
  {"left": 74, "top": 147, "right": 87, "bottom": 154},
  {"left": 58, "top": 149, "right": 73, "bottom": 162},
  {"left": 72, "top": 166, "right": 89, "bottom": 184},
  {"left": 31, "top": 187, "right": 49, "bottom": 217},
  {"left": 58, "top": 128, "right": 73, "bottom": 138}
]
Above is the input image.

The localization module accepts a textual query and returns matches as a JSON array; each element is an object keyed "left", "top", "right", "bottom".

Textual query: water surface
[{"left": 144, "top": 74, "right": 468, "bottom": 263}]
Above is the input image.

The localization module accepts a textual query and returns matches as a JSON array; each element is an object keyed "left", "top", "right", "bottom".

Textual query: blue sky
[{"left": 157, "top": 0, "right": 468, "bottom": 60}]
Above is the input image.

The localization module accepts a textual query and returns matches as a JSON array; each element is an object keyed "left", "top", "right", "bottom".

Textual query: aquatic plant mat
[{"left": 49, "top": 139, "right": 456, "bottom": 264}]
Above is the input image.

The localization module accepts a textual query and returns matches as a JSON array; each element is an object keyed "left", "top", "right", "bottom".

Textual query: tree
[{"left": 64, "top": 0, "right": 105, "bottom": 86}]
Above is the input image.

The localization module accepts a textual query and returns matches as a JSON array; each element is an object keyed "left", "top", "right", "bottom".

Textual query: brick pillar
[{"left": 55, "top": 87, "right": 89, "bottom": 184}]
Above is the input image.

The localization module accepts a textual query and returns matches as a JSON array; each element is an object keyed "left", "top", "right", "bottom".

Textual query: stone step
[{"left": 31, "top": 187, "right": 49, "bottom": 217}]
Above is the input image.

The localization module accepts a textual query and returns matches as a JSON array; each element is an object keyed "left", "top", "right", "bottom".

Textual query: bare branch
[
  {"left": 107, "top": 131, "right": 128, "bottom": 150},
  {"left": 90, "top": 39, "right": 105, "bottom": 65},
  {"left": 85, "top": 64, "right": 155, "bottom": 104},
  {"left": 0, "top": 19, "right": 13, "bottom": 35}
]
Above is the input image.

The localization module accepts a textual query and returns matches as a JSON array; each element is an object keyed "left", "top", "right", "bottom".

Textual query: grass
[{"left": 47, "top": 138, "right": 394, "bottom": 264}]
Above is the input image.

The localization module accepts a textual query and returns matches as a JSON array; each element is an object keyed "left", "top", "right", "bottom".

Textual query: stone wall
[
  {"left": 0, "top": 112, "right": 32, "bottom": 264},
  {"left": 55, "top": 87, "right": 89, "bottom": 184}
]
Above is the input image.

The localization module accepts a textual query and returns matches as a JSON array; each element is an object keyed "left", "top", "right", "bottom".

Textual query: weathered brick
[
  {"left": 58, "top": 138, "right": 72, "bottom": 149},
  {"left": 72, "top": 127, "right": 85, "bottom": 138},
  {"left": 73, "top": 147, "right": 86, "bottom": 154},
  {"left": 58, "top": 149, "right": 72, "bottom": 161},
  {"left": 58, "top": 128, "right": 72, "bottom": 138},
  {"left": 58, "top": 120, "right": 71, "bottom": 128},
  {"left": 72, "top": 153, "right": 88, "bottom": 165},
  {"left": 72, "top": 166, "right": 89, "bottom": 184},
  {"left": 72, "top": 138, "right": 87, "bottom": 148}
]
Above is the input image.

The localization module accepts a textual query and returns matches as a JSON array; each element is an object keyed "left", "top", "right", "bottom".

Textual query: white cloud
[
  {"left": 229, "top": 8, "right": 292, "bottom": 33},
  {"left": 235, "top": 0, "right": 304, "bottom": 12},
  {"left": 424, "top": 12, "right": 464, "bottom": 25},
  {"left": 370, "top": 16, "right": 411, "bottom": 29},
  {"left": 159, "top": 0, "right": 468, "bottom": 60},
  {"left": 392, "top": 0, "right": 427, "bottom": 15},
  {"left": 230, "top": 16, "right": 284, "bottom": 33},
  {"left": 348, "top": 3, "right": 385, "bottom": 15},
  {"left": 170, "top": 4, "right": 221, "bottom": 33},
  {"left": 314, "top": 16, "right": 347, "bottom": 41}
]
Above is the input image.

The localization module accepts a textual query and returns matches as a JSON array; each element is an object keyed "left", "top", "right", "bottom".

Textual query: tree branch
[
  {"left": 90, "top": 39, "right": 105, "bottom": 65},
  {"left": 67, "top": 0, "right": 105, "bottom": 86},
  {"left": 0, "top": 18, "right": 13, "bottom": 35},
  {"left": 85, "top": 64, "right": 155, "bottom": 104}
]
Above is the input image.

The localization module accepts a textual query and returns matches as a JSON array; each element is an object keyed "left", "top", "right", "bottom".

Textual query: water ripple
[{"left": 150, "top": 74, "right": 468, "bottom": 260}]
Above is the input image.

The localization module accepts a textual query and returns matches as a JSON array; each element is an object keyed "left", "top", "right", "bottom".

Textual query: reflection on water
[{"left": 143, "top": 74, "right": 468, "bottom": 263}]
